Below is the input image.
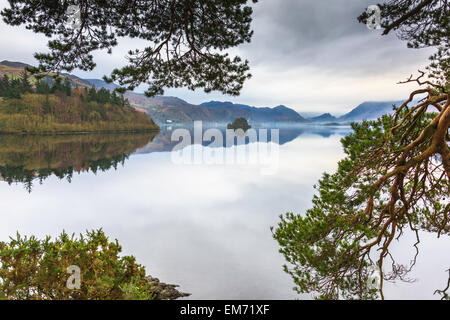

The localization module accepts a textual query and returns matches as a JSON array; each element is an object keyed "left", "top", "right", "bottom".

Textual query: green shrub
[{"left": 0, "top": 229, "right": 156, "bottom": 300}]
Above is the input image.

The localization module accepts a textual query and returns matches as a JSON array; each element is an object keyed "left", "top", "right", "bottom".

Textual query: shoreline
[{"left": 0, "top": 128, "right": 160, "bottom": 136}]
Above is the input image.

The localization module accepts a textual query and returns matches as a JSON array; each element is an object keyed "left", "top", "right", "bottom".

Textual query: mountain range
[
  {"left": 308, "top": 113, "right": 338, "bottom": 122},
  {"left": 1, "top": 60, "right": 405, "bottom": 125},
  {"left": 335, "top": 101, "right": 403, "bottom": 122}
]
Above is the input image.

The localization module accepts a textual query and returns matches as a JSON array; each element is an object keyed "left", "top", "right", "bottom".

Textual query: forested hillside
[{"left": 0, "top": 72, "right": 159, "bottom": 133}]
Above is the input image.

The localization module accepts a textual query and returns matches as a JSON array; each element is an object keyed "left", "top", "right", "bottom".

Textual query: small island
[
  {"left": 227, "top": 117, "right": 251, "bottom": 132},
  {"left": 0, "top": 72, "right": 159, "bottom": 134}
]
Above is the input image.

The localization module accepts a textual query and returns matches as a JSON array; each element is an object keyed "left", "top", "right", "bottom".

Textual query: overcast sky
[{"left": 0, "top": 0, "right": 434, "bottom": 114}]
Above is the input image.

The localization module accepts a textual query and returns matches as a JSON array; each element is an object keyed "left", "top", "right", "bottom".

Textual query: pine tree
[
  {"left": 2, "top": 77, "right": 21, "bottom": 99},
  {"left": 51, "top": 77, "right": 64, "bottom": 94},
  {"left": 87, "top": 87, "right": 97, "bottom": 102},
  {"left": 19, "top": 71, "right": 32, "bottom": 93},
  {"left": 35, "top": 79, "right": 51, "bottom": 94},
  {"left": 275, "top": 0, "right": 449, "bottom": 300},
  {"left": 0, "top": 74, "right": 8, "bottom": 96},
  {"left": 1, "top": 0, "right": 259, "bottom": 97},
  {"left": 96, "top": 88, "right": 111, "bottom": 104},
  {"left": 63, "top": 78, "right": 72, "bottom": 96},
  {"left": 42, "top": 94, "right": 51, "bottom": 115},
  {"left": 111, "top": 91, "right": 121, "bottom": 106}
]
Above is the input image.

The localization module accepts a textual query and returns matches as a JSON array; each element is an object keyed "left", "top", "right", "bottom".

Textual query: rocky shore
[{"left": 147, "top": 276, "right": 191, "bottom": 300}]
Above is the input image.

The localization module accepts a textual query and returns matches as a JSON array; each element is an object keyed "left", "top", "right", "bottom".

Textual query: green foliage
[
  {"left": 358, "top": 0, "right": 449, "bottom": 87},
  {"left": 273, "top": 0, "right": 449, "bottom": 301},
  {"left": 273, "top": 105, "right": 449, "bottom": 300},
  {"left": 0, "top": 75, "right": 21, "bottom": 99},
  {"left": 35, "top": 79, "right": 51, "bottom": 94},
  {"left": 0, "top": 229, "right": 156, "bottom": 300},
  {"left": 63, "top": 78, "right": 72, "bottom": 96},
  {"left": 1, "top": 0, "right": 259, "bottom": 97},
  {"left": 19, "top": 71, "right": 32, "bottom": 93}
]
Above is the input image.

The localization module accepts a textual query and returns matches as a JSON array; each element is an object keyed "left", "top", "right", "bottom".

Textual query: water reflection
[
  {"left": 0, "top": 132, "right": 158, "bottom": 192},
  {"left": 136, "top": 124, "right": 351, "bottom": 154},
  {"left": 0, "top": 124, "right": 447, "bottom": 299},
  {"left": 0, "top": 126, "right": 350, "bottom": 192}
]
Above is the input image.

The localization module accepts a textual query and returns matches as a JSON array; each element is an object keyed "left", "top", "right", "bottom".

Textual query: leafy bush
[{"left": 0, "top": 229, "right": 156, "bottom": 300}]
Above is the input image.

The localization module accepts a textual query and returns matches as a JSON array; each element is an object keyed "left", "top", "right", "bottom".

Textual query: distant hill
[
  {"left": 308, "top": 101, "right": 405, "bottom": 124},
  {"left": 84, "top": 79, "right": 121, "bottom": 91},
  {"left": 0, "top": 60, "right": 92, "bottom": 89},
  {"left": 338, "top": 101, "right": 403, "bottom": 122},
  {"left": 0, "top": 60, "right": 407, "bottom": 126},
  {"left": 143, "top": 96, "right": 219, "bottom": 124},
  {"left": 0, "top": 60, "right": 34, "bottom": 80},
  {"left": 119, "top": 96, "right": 309, "bottom": 125},
  {"left": 57, "top": 77, "right": 309, "bottom": 124},
  {"left": 140, "top": 98, "right": 405, "bottom": 125},
  {"left": 0, "top": 60, "right": 33, "bottom": 69},
  {"left": 198, "top": 101, "right": 308, "bottom": 124},
  {"left": 308, "top": 113, "right": 337, "bottom": 123}
]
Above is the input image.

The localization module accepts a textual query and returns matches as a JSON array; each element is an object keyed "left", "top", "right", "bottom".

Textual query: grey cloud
[
  {"left": 0, "top": 0, "right": 434, "bottom": 112},
  {"left": 240, "top": 0, "right": 431, "bottom": 75}
]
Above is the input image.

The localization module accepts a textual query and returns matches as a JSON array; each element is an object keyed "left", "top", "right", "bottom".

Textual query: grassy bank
[{"left": 0, "top": 113, "right": 159, "bottom": 134}]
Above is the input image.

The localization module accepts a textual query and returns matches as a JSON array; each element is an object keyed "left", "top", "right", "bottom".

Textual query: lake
[{"left": 0, "top": 124, "right": 448, "bottom": 299}]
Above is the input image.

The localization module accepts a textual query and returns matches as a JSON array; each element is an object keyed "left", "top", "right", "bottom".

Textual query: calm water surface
[{"left": 0, "top": 125, "right": 448, "bottom": 299}]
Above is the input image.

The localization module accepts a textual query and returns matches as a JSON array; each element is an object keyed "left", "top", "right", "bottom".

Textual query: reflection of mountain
[
  {"left": 136, "top": 125, "right": 352, "bottom": 154},
  {"left": 0, "top": 133, "right": 157, "bottom": 192}
]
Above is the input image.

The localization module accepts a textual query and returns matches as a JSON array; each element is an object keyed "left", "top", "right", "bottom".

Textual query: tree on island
[
  {"left": 227, "top": 117, "right": 252, "bottom": 131},
  {"left": 273, "top": 0, "right": 449, "bottom": 300},
  {"left": 1, "top": 0, "right": 258, "bottom": 97}
]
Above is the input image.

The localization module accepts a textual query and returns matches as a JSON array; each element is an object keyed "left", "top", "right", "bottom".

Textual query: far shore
[{"left": 0, "top": 128, "right": 160, "bottom": 136}]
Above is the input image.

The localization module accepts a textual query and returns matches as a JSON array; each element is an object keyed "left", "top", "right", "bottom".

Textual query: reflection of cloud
[
  {"left": 1, "top": 133, "right": 447, "bottom": 299},
  {"left": 0, "top": 134, "right": 346, "bottom": 299},
  {"left": 137, "top": 126, "right": 352, "bottom": 155}
]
